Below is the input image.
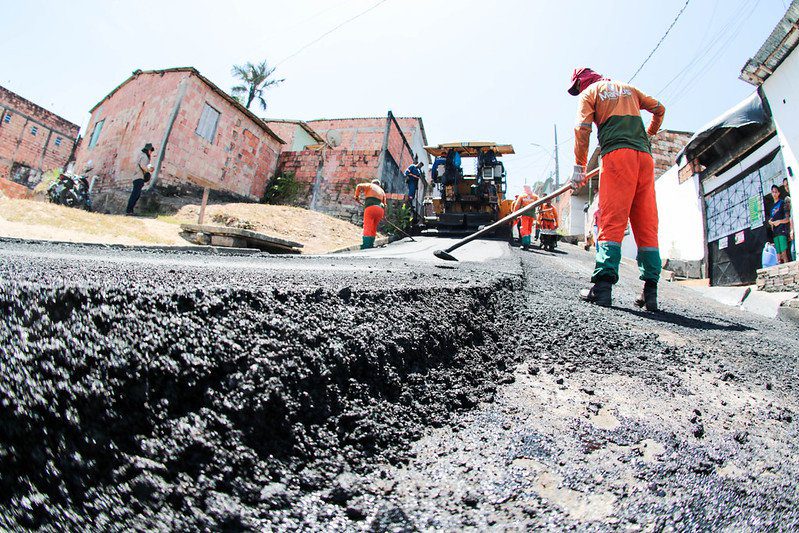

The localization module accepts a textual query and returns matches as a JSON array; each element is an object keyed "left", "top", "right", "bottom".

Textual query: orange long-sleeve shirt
[
  {"left": 537, "top": 203, "right": 559, "bottom": 231},
  {"left": 574, "top": 80, "right": 665, "bottom": 167},
  {"left": 512, "top": 191, "right": 539, "bottom": 213}
]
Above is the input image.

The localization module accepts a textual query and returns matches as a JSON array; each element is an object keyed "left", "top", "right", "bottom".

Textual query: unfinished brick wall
[
  {"left": 757, "top": 262, "right": 799, "bottom": 292},
  {"left": 306, "top": 118, "right": 386, "bottom": 152},
  {"left": 277, "top": 149, "right": 382, "bottom": 221},
  {"left": 156, "top": 75, "right": 282, "bottom": 199},
  {"left": 265, "top": 122, "right": 300, "bottom": 150},
  {"left": 0, "top": 85, "right": 80, "bottom": 190},
  {"left": 74, "top": 69, "right": 283, "bottom": 207},
  {"left": 651, "top": 130, "right": 693, "bottom": 178},
  {"left": 74, "top": 72, "right": 182, "bottom": 192}
]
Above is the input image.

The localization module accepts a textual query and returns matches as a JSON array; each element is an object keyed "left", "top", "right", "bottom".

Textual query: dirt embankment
[
  {"left": 0, "top": 198, "right": 365, "bottom": 253},
  {"left": 0, "top": 249, "right": 521, "bottom": 530}
]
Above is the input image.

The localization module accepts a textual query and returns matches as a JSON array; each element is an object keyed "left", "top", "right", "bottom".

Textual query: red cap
[{"left": 568, "top": 67, "right": 604, "bottom": 96}]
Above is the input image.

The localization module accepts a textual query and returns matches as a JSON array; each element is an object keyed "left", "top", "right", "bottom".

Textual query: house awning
[{"left": 675, "top": 90, "right": 770, "bottom": 167}]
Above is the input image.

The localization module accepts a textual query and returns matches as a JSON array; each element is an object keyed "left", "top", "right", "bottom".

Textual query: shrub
[{"left": 262, "top": 172, "right": 301, "bottom": 205}]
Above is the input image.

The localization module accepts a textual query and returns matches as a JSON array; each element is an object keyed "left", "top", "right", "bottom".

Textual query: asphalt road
[{"left": 1, "top": 237, "right": 797, "bottom": 530}]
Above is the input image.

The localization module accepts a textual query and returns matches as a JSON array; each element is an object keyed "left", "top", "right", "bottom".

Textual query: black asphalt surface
[{"left": 1, "top": 238, "right": 797, "bottom": 530}]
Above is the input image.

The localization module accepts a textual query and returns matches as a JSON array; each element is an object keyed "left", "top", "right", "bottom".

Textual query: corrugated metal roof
[{"left": 740, "top": 1, "right": 799, "bottom": 85}]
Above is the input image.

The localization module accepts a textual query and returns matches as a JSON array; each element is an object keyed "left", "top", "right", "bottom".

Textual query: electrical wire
[
  {"left": 628, "top": 0, "right": 692, "bottom": 83},
  {"left": 666, "top": 0, "right": 761, "bottom": 108},
  {"left": 656, "top": 0, "right": 752, "bottom": 101},
  {"left": 276, "top": 0, "right": 391, "bottom": 66}
]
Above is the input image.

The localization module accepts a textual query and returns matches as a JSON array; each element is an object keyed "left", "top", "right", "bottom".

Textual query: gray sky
[{"left": 1, "top": 0, "right": 788, "bottom": 194}]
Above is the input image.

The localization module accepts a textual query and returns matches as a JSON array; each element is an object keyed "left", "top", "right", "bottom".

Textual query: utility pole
[{"left": 554, "top": 124, "right": 560, "bottom": 188}]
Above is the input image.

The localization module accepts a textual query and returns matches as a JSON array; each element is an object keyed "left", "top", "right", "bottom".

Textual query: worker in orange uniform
[
  {"left": 512, "top": 185, "right": 539, "bottom": 250},
  {"left": 568, "top": 67, "right": 665, "bottom": 311},
  {"left": 354, "top": 178, "right": 387, "bottom": 249},
  {"left": 537, "top": 201, "right": 560, "bottom": 252}
]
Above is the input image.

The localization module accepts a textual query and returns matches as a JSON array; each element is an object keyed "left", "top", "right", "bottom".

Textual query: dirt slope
[
  {"left": 0, "top": 198, "right": 364, "bottom": 253},
  {"left": 172, "top": 203, "right": 369, "bottom": 254}
]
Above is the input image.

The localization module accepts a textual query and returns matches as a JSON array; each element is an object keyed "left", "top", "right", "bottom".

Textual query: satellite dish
[{"left": 325, "top": 130, "right": 342, "bottom": 148}]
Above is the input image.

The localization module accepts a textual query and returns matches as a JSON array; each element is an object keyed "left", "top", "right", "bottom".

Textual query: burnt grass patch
[{"left": 0, "top": 275, "right": 522, "bottom": 530}]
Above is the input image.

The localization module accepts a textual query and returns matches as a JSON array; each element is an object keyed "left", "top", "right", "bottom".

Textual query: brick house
[
  {"left": 0, "top": 85, "right": 80, "bottom": 198},
  {"left": 272, "top": 113, "right": 430, "bottom": 221},
  {"left": 263, "top": 119, "right": 325, "bottom": 151},
  {"left": 73, "top": 68, "right": 284, "bottom": 211}
]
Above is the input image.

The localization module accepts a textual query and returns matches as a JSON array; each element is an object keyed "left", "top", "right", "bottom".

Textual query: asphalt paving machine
[{"left": 421, "top": 142, "right": 516, "bottom": 235}]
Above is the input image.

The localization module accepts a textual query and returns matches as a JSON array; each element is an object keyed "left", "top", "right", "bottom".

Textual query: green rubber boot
[
  {"left": 592, "top": 242, "right": 622, "bottom": 284},
  {"left": 361, "top": 236, "right": 375, "bottom": 249},
  {"left": 521, "top": 235, "right": 532, "bottom": 250}
]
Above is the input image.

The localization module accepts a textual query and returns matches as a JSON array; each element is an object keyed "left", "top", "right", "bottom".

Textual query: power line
[
  {"left": 628, "top": 0, "right": 692, "bottom": 83},
  {"left": 657, "top": 0, "right": 751, "bottom": 100},
  {"left": 276, "top": 0, "right": 391, "bottom": 67},
  {"left": 260, "top": 0, "right": 362, "bottom": 49},
  {"left": 666, "top": 0, "right": 761, "bottom": 108}
]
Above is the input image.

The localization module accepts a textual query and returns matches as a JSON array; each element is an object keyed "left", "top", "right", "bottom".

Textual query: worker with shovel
[
  {"left": 512, "top": 185, "right": 539, "bottom": 250},
  {"left": 354, "top": 179, "right": 387, "bottom": 249},
  {"left": 568, "top": 67, "right": 665, "bottom": 311}
]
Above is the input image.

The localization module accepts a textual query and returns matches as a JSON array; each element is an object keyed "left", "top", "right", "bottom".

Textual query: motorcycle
[{"left": 47, "top": 173, "right": 92, "bottom": 211}]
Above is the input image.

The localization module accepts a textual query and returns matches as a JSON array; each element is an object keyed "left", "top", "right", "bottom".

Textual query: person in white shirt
[{"left": 126, "top": 143, "right": 155, "bottom": 215}]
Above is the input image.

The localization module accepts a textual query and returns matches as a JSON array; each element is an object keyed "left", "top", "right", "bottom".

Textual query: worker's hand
[{"left": 570, "top": 165, "right": 586, "bottom": 189}]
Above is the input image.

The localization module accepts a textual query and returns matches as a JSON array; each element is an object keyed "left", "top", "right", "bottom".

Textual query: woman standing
[{"left": 769, "top": 184, "right": 792, "bottom": 264}]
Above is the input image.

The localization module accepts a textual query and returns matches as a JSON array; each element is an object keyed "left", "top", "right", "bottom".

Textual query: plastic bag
[{"left": 762, "top": 242, "right": 778, "bottom": 268}]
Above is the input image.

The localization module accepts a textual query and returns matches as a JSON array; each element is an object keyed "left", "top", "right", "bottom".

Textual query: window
[
  {"left": 31, "top": 126, "right": 38, "bottom": 136},
  {"left": 54, "top": 137, "right": 62, "bottom": 147},
  {"left": 195, "top": 103, "right": 220, "bottom": 143},
  {"left": 88, "top": 119, "right": 104, "bottom": 148},
  {"left": 3, "top": 113, "right": 10, "bottom": 124}
]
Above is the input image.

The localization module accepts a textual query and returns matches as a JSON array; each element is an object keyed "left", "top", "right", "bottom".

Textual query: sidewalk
[{"left": 683, "top": 283, "right": 798, "bottom": 323}]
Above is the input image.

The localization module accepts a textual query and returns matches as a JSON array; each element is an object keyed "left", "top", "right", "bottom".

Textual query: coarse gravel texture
[
  {"left": 0, "top": 240, "right": 521, "bottom": 530},
  {"left": 1, "top": 239, "right": 798, "bottom": 531}
]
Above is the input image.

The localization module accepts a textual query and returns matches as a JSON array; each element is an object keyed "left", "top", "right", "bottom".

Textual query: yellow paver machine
[{"left": 421, "top": 141, "right": 516, "bottom": 235}]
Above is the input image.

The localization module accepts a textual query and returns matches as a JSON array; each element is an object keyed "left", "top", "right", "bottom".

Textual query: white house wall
[
  {"left": 655, "top": 166, "right": 705, "bottom": 261},
  {"left": 762, "top": 45, "right": 799, "bottom": 222},
  {"left": 291, "top": 127, "right": 317, "bottom": 152}
]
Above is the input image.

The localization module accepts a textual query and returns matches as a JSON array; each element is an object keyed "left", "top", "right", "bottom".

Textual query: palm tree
[{"left": 231, "top": 60, "right": 285, "bottom": 111}]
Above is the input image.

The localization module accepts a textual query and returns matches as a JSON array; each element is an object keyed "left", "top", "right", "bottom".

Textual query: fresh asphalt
[{"left": 1, "top": 237, "right": 796, "bottom": 530}]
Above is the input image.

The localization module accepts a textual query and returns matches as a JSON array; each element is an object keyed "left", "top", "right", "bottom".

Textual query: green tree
[{"left": 231, "top": 60, "right": 285, "bottom": 111}]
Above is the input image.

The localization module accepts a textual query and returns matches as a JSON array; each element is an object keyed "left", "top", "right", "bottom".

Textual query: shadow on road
[{"left": 613, "top": 307, "right": 754, "bottom": 332}]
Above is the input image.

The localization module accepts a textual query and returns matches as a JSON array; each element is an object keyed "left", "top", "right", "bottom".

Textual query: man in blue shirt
[
  {"left": 431, "top": 155, "right": 447, "bottom": 183},
  {"left": 404, "top": 161, "right": 423, "bottom": 202}
]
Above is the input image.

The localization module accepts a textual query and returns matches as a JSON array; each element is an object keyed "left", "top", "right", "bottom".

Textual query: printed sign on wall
[{"left": 748, "top": 195, "right": 764, "bottom": 228}]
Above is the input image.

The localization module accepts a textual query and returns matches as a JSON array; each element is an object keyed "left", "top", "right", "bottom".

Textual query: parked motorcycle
[{"left": 47, "top": 173, "right": 92, "bottom": 211}]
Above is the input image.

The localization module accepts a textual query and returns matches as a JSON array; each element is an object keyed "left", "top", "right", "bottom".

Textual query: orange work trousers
[
  {"left": 519, "top": 215, "right": 535, "bottom": 238},
  {"left": 597, "top": 148, "right": 658, "bottom": 248},
  {"left": 363, "top": 205, "right": 384, "bottom": 237}
]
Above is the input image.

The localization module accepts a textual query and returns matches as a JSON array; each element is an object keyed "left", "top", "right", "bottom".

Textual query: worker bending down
[
  {"left": 537, "top": 201, "right": 560, "bottom": 252},
  {"left": 354, "top": 179, "right": 387, "bottom": 249},
  {"left": 512, "top": 185, "right": 539, "bottom": 250},
  {"left": 568, "top": 67, "right": 665, "bottom": 311}
]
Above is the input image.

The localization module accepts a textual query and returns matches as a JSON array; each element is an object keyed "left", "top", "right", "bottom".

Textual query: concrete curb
[
  {"left": 0, "top": 236, "right": 263, "bottom": 256},
  {"left": 686, "top": 281, "right": 798, "bottom": 322},
  {"left": 327, "top": 235, "right": 404, "bottom": 255}
]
